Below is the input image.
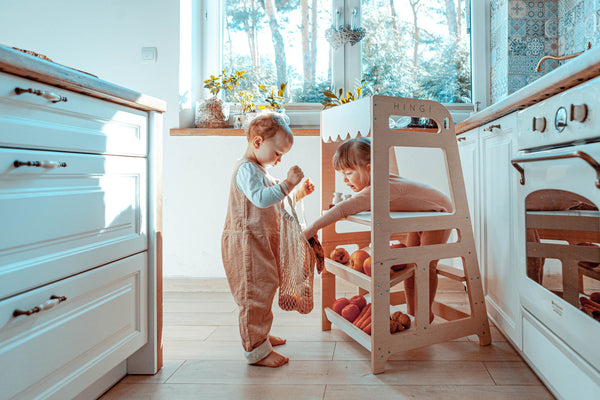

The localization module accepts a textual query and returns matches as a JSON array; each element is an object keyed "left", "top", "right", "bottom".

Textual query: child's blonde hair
[
  {"left": 332, "top": 137, "right": 371, "bottom": 170},
  {"left": 246, "top": 111, "right": 294, "bottom": 144}
]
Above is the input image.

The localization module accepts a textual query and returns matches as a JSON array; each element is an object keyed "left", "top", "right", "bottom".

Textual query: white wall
[{"left": 0, "top": 1, "right": 323, "bottom": 277}]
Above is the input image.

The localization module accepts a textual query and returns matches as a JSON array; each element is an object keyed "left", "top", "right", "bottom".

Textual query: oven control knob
[
  {"left": 532, "top": 117, "right": 546, "bottom": 132},
  {"left": 555, "top": 107, "right": 567, "bottom": 132},
  {"left": 570, "top": 103, "right": 588, "bottom": 122}
]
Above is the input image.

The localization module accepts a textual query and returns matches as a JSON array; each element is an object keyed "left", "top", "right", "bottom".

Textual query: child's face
[
  {"left": 340, "top": 165, "right": 370, "bottom": 192},
  {"left": 252, "top": 130, "right": 292, "bottom": 167}
]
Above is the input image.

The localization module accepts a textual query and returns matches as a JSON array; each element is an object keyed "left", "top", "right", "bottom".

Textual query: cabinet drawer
[
  {"left": 0, "top": 71, "right": 147, "bottom": 156},
  {"left": 0, "top": 148, "right": 147, "bottom": 300},
  {"left": 0, "top": 253, "right": 147, "bottom": 400}
]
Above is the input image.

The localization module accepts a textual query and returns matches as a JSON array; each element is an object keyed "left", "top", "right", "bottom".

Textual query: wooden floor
[{"left": 100, "top": 277, "right": 555, "bottom": 400}]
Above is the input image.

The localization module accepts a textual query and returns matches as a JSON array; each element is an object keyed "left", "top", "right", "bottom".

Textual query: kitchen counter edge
[
  {"left": 456, "top": 46, "right": 600, "bottom": 135},
  {"left": 0, "top": 45, "right": 166, "bottom": 113}
]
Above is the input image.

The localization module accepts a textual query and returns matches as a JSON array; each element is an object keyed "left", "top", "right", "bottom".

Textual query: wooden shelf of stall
[{"left": 170, "top": 127, "right": 320, "bottom": 136}]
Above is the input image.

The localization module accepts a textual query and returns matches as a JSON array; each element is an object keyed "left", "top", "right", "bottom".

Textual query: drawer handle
[
  {"left": 13, "top": 295, "right": 67, "bottom": 317},
  {"left": 483, "top": 124, "right": 501, "bottom": 132},
  {"left": 13, "top": 160, "right": 67, "bottom": 169},
  {"left": 14, "top": 87, "right": 68, "bottom": 103}
]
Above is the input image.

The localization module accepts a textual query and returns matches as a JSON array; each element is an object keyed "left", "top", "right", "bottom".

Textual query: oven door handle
[{"left": 511, "top": 150, "right": 600, "bottom": 189}]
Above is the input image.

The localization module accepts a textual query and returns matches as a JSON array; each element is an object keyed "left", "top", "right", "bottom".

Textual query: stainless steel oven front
[{"left": 515, "top": 77, "right": 600, "bottom": 377}]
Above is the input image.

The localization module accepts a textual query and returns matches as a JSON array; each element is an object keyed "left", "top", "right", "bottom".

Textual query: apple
[
  {"left": 350, "top": 250, "right": 370, "bottom": 273},
  {"left": 330, "top": 247, "right": 350, "bottom": 264}
]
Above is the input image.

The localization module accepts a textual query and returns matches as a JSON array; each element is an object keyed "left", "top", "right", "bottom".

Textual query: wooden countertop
[
  {"left": 0, "top": 45, "right": 166, "bottom": 112},
  {"left": 456, "top": 46, "right": 600, "bottom": 134},
  {"left": 171, "top": 127, "right": 320, "bottom": 136}
]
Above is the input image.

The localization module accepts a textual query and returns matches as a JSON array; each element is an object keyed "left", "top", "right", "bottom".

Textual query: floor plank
[{"left": 99, "top": 278, "right": 556, "bottom": 400}]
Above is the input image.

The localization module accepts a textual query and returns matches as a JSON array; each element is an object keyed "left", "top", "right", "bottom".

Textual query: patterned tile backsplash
[{"left": 490, "top": 0, "right": 600, "bottom": 104}]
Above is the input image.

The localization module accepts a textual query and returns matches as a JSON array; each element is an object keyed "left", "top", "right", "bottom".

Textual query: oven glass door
[{"left": 514, "top": 142, "right": 600, "bottom": 371}]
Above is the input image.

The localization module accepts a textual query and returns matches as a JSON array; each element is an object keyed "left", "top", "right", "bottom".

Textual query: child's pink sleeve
[{"left": 307, "top": 188, "right": 371, "bottom": 233}]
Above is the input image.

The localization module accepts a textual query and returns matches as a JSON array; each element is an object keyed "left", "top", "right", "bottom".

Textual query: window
[{"left": 183, "top": 0, "right": 488, "bottom": 125}]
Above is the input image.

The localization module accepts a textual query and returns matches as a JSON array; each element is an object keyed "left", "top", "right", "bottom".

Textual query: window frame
[{"left": 184, "top": 0, "right": 490, "bottom": 127}]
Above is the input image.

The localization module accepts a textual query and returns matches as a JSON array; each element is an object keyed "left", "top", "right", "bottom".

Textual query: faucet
[{"left": 535, "top": 42, "right": 592, "bottom": 72}]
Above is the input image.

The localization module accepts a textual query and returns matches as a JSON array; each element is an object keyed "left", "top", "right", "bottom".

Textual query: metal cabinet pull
[
  {"left": 511, "top": 151, "right": 600, "bottom": 188},
  {"left": 13, "top": 295, "right": 68, "bottom": 317},
  {"left": 13, "top": 160, "right": 67, "bottom": 168},
  {"left": 14, "top": 87, "right": 68, "bottom": 103},
  {"left": 483, "top": 124, "right": 501, "bottom": 132}
]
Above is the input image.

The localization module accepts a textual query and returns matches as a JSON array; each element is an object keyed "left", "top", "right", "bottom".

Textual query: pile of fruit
[
  {"left": 581, "top": 292, "right": 600, "bottom": 322},
  {"left": 332, "top": 294, "right": 371, "bottom": 334},
  {"left": 329, "top": 244, "right": 409, "bottom": 277},
  {"left": 331, "top": 294, "right": 412, "bottom": 335}
]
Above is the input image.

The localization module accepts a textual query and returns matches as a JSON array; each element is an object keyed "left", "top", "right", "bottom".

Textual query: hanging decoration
[{"left": 324, "top": 7, "right": 367, "bottom": 49}]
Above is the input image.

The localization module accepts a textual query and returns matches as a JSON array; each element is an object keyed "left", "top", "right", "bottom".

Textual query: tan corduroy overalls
[{"left": 221, "top": 159, "right": 281, "bottom": 363}]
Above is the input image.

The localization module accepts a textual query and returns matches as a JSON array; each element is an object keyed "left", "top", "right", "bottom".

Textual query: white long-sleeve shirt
[{"left": 236, "top": 160, "right": 290, "bottom": 208}]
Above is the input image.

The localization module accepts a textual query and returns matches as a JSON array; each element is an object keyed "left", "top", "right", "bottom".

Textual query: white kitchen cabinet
[
  {"left": 457, "top": 128, "right": 480, "bottom": 262},
  {"left": 479, "top": 115, "right": 522, "bottom": 348},
  {"left": 0, "top": 46, "right": 164, "bottom": 400}
]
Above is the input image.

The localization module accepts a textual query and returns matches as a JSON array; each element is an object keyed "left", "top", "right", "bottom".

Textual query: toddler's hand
[
  {"left": 285, "top": 165, "right": 304, "bottom": 189},
  {"left": 297, "top": 178, "right": 315, "bottom": 201}
]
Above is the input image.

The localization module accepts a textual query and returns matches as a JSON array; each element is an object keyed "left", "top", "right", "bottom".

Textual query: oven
[{"left": 514, "top": 77, "right": 600, "bottom": 387}]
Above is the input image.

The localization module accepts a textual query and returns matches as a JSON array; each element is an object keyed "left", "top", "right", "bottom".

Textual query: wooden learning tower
[{"left": 319, "top": 95, "right": 491, "bottom": 374}]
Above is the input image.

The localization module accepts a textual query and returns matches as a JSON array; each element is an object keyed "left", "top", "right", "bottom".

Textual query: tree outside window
[{"left": 222, "top": 0, "right": 471, "bottom": 105}]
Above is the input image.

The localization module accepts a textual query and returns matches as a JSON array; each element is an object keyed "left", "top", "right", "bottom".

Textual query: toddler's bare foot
[
  {"left": 253, "top": 351, "right": 289, "bottom": 367},
  {"left": 269, "top": 335, "right": 286, "bottom": 346}
]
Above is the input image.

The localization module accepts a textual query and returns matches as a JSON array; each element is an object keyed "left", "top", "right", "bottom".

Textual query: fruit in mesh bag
[
  {"left": 297, "top": 296, "right": 313, "bottom": 314},
  {"left": 330, "top": 247, "right": 350, "bottom": 264},
  {"left": 278, "top": 294, "right": 298, "bottom": 311},
  {"left": 349, "top": 294, "right": 367, "bottom": 310},
  {"left": 332, "top": 297, "right": 350, "bottom": 314},
  {"left": 350, "top": 250, "right": 370, "bottom": 273},
  {"left": 390, "top": 243, "right": 408, "bottom": 271},
  {"left": 341, "top": 303, "right": 360, "bottom": 322}
]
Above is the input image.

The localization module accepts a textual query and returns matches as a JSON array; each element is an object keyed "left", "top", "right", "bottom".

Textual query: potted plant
[
  {"left": 258, "top": 82, "right": 290, "bottom": 124},
  {"left": 234, "top": 90, "right": 257, "bottom": 128},
  {"left": 321, "top": 80, "right": 370, "bottom": 109},
  {"left": 195, "top": 69, "right": 246, "bottom": 128}
]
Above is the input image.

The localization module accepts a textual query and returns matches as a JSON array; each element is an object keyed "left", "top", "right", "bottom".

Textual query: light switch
[{"left": 141, "top": 47, "right": 157, "bottom": 63}]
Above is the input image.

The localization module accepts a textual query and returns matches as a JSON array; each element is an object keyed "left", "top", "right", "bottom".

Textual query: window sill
[{"left": 170, "top": 127, "right": 320, "bottom": 136}]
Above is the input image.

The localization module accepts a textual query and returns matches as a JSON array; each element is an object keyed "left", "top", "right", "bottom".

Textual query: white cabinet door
[
  {"left": 457, "top": 129, "right": 480, "bottom": 261},
  {"left": 0, "top": 148, "right": 147, "bottom": 300},
  {"left": 0, "top": 253, "right": 147, "bottom": 400},
  {"left": 480, "top": 115, "right": 521, "bottom": 348}
]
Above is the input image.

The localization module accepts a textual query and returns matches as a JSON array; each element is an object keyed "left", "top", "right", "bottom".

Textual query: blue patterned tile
[
  {"left": 545, "top": 37, "right": 559, "bottom": 54},
  {"left": 545, "top": 18, "right": 559, "bottom": 37},
  {"left": 585, "top": 13, "right": 596, "bottom": 38},
  {"left": 526, "top": 37, "right": 546, "bottom": 54},
  {"left": 526, "top": 1, "right": 546, "bottom": 18},
  {"left": 509, "top": 37, "right": 526, "bottom": 54},
  {"left": 509, "top": 18, "right": 527, "bottom": 36},
  {"left": 510, "top": 1, "right": 528, "bottom": 17},
  {"left": 545, "top": 1, "right": 559, "bottom": 18},
  {"left": 574, "top": 21, "right": 585, "bottom": 44},
  {"left": 526, "top": 18, "right": 546, "bottom": 36},
  {"left": 508, "top": 55, "right": 542, "bottom": 74}
]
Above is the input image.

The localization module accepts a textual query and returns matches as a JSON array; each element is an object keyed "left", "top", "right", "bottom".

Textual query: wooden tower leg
[{"left": 321, "top": 270, "right": 335, "bottom": 331}]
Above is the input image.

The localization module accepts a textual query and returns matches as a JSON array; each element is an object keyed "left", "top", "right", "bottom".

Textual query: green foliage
[
  {"left": 415, "top": 41, "right": 471, "bottom": 103},
  {"left": 321, "top": 81, "right": 371, "bottom": 109},
  {"left": 203, "top": 69, "right": 247, "bottom": 97},
  {"left": 258, "top": 82, "right": 289, "bottom": 110}
]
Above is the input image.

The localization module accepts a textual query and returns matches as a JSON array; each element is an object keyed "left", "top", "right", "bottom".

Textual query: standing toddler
[{"left": 221, "top": 112, "right": 314, "bottom": 367}]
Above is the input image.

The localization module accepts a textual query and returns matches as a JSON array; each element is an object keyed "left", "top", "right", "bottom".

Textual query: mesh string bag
[{"left": 278, "top": 197, "right": 316, "bottom": 314}]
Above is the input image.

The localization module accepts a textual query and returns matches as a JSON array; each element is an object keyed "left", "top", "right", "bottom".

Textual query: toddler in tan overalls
[{"left": 221, "top": 112, "right": 315, "bottom": 367}]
